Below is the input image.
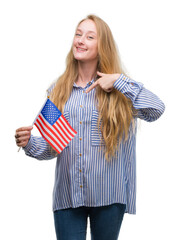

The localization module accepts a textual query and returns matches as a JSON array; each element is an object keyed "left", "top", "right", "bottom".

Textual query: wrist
[{"left": 112, "top": 73, "right": 121, "bottom": 84}]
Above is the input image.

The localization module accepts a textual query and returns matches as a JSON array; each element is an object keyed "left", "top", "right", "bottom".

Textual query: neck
[{"left": 76, "top": 60, "right": 98, "bottom": 87}]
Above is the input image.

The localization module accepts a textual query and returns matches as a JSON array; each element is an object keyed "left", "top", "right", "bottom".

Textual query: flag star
[{"left": 41, "top": 99, "right": 61, "bottom": 125}]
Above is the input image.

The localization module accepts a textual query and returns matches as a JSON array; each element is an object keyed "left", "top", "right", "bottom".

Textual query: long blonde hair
[{"left": 51, "top": 15, "right": 134, "bottom": 160}]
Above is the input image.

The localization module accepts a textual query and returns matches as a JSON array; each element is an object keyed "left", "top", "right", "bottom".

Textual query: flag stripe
[
  {"left": 56, "top": 117, "right": 76, "bottom": 140},
  {"left": 41, "top": 116, "right": 70, "bottom": 146},
  {"left": 34, "top": 122, "right": 62, "bottom": 153},
  {"left": 61, "top": 115, "right": 77, "bottom": 135},
  {"left": 55, "top": 120, "right": 72, "bottom": 142},
  {"left": 33, "top": 98, "right": 77, "bottom": 154},
  {"left": 35, "top": 118, "right": 63, "bottom": 152},
  {"left": 53, "top": 123, "right": 70, "bottom": 144},
  {"left": 39, "top": 114, "right": 67, "bottom": 148}
]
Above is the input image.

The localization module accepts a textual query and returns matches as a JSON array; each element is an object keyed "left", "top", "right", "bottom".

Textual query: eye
[
  {"left": 87, "top": 36, "right": 94, "bottom": 39},
  {"left": 75, "top": 33, "right": 81, "bottom": 37}
]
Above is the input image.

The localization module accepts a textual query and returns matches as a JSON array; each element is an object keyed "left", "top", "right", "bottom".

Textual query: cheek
[
  {"left": 73, "top": 39, "right": 76, "bottom": 48},
  {"left": 87, "top": 40, "right": 97, "bottom": 50},
  {"left": 93, "top": 41, "right": 98, "bottom": 53},
  {"left": 91, "top": 44, "right": 98, "bottom": 56},
  {"left": 72, "top": 40, "right": 77, "bottom": 54}
]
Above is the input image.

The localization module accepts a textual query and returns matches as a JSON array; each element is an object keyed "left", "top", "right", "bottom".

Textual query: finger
[
  {"left": 15, "top": 130, "right": 31, "bottom": 139},
  {"left": 85, "top": 81, "right": 98, "bottom": 93},
  {"left": 16, "top": 140, "right": 28, "bottom": 148},
  {"left": 15, "top": 133, "right": 19, "bottom": 139},
  {"left": 97, "top": 71, "right": 106, "bottom": 77},
  {"left": 16, "top": 135, "right": 30, "bottom": 142},
  {"left": 15, "top": 131, "right": 32, "bottom": 145},
  {"left": 16, "top": 126, "right": 33, "bottom": 133},
  {"left": 16, "top": 138, "right": 21, "bottom": 144},
  {"left": 15, "top": 126, "right": 33, "bottom": 138},
  {"left": 15, "top": 135, "right": 30, "bottom": 145}
]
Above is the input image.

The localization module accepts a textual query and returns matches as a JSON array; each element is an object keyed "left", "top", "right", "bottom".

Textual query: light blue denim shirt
[{"left": 24, "top": 74, "right": 165, "bottom": 214}]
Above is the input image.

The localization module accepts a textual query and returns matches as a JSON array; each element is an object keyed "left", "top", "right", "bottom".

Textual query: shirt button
[
  {"left": 79, "top": 169, "right": 82, "bottom": 172},
  {"left": 80, "top": 105, "right": 83, "bottom": 108},
  {"left": 80, "top": 185, "right": 83, "bottom": 188},
  {"left": 79, "top": 137, "right": 82, "bottom": 140},
  {"left": 79, "top": 153, "right": 82, "bottom": 156},
  {"left": 80, "top": 121, "right": 82, "bottom": 124}
]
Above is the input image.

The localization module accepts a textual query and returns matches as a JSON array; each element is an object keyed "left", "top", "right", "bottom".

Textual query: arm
[
  {"left": 86, "top": 71, "right": 165, "bottom": 122},
  {"left": 113, "top": 74, "right": 165, "bottom": 122},
  {"left": 23, "top": 135, "right": 57, "bottom": 160}
]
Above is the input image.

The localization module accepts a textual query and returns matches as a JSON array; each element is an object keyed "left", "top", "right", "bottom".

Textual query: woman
[{"left": 15, "top": 15, "right": 165, "bottom": 240}]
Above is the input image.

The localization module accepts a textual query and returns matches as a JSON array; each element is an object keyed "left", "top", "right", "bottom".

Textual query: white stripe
[
  {"left": 40, "top": 114, "right": 68, "bottom": 147},
  {"left": 60, "top": 117, "right": 77, "bottom": 136},
  {"left": 35, "top": 121, "right": 62, "bottom": 153},
  {"left": 54, "top": 120, "right": 72, "bottom": 143},
  {"left": 56, "top": 118, "right": 74, "bottom": 140}
]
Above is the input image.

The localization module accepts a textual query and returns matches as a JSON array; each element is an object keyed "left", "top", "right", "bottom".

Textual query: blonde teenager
[{"left": 15, "top": 15, "right": 165, "bottom": 240}]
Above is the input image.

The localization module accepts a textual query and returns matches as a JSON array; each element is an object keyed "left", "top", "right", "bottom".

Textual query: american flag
[{"left": 33, "top": 98, "right": 77, "bottom": 153}]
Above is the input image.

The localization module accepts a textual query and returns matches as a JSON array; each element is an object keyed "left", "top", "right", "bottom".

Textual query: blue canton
[{"left": 41, "top": 99, "right": 61, "bottom": 125}]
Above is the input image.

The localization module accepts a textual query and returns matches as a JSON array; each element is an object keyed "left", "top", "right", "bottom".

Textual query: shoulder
[{"left": 46, "top": 80, "right": 57, "bottom": 97}]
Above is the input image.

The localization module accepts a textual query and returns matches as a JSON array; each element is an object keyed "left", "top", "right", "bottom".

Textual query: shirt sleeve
[
  {"left": 113, "top": 74, "right": 165, "bottom": 122},
  {"left": 23, "top": 135, "right": 57, "bottom": 160},
  {"left": 46, "top": 82, "right": 56, "bottom": 97}
]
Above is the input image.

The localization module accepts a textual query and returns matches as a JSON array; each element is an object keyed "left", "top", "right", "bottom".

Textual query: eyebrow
[{"left": 76, "top": 29, "right": 97, "bottom": 35}]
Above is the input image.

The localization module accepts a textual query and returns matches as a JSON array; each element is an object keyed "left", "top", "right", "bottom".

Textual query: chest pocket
[
  {"left": 91, "top": 110, "right": 105, "bottom": 146},
  {"left": 63, "top": 111, "right": 70, "bottom": 122}
]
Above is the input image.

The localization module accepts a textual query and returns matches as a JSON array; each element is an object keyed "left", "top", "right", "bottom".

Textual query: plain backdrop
[{"left": 0, "top": 0, "right": 179, "bottom": 239}]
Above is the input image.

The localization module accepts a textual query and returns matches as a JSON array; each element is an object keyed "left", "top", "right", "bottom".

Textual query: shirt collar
[{"left": 73, "top": 78, "right": 95, "bottom": 89}]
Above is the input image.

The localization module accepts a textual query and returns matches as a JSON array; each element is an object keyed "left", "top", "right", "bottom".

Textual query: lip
[{"left": 76, "top": 47, "right": 87, "bottom": 52}]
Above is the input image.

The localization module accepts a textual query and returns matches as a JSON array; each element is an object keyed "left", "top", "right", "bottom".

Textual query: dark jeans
[{"left": 53, "top": 203, "right": 126, "bottom": 240}]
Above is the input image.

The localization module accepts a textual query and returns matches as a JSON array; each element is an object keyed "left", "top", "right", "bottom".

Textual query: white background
[{"left": 0, "top": 0, "right": 179, "bottom": 239}]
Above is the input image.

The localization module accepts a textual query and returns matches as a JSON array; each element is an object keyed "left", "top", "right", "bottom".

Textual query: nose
[{"left": 78, "top": 35, "right": 85, "bottom": 45}]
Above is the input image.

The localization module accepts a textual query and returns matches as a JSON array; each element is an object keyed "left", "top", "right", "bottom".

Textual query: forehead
[{"left": 77, "top": 19, "right": 97, "bottom": 34}]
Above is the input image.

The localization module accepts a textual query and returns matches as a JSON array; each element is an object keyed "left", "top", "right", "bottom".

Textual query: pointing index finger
[{"left": 85, "top": 81, "right": 98, "bottom": 93}]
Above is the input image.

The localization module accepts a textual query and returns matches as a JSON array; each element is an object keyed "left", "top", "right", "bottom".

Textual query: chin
[{"left": 74, "top": 54, "right": 87, "bottom": 62}]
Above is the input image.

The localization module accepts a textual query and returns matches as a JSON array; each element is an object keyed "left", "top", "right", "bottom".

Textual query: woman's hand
[
  {"left": 85, "top": 71, "right": 120, "bottom": 93},
  {"left": 15, "top": 126, "right": 33, "bottom": 148}
]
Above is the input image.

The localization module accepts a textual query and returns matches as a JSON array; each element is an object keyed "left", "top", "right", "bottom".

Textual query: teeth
[{"left": 77, "top": 48, "right": 86, "bottom": 51}]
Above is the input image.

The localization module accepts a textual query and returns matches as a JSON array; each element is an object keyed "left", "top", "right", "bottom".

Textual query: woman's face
[{"left": 73, "top": 19, "right": 98, "bottom": 63}]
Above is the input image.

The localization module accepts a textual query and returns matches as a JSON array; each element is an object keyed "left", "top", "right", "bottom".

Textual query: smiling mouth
[{"left": 76, "top": 47, "right": 87, "bottom": 52}]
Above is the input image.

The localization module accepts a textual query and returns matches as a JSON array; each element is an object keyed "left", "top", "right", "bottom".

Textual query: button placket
[{"left": 78, "top": 89, "right": 86, "bottom": 193}]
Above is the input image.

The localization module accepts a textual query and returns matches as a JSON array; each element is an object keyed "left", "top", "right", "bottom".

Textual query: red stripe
[
  {"left": 39, "top": 115, "right": 67, "bottom": 148},
  {"left": 36, "top": 118, "right": 64, "bottom": 151},
  {"left": 61, "top": 115, "right": 77, "bottom": 134},
  {"left": 36, "top": 119, "right": 63, "bottom": 152},
  {"left": 58, "top": 117, "right": 74, "bottom": 138},
  {"left": 55, "top": 120, "right": 72, "bottom": 141},
  {"left": 34, "top": 123, "right": 61, "bottom": 153},
  {"left": 53, "top": 123, "right": 69, "bottom": 144}
]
